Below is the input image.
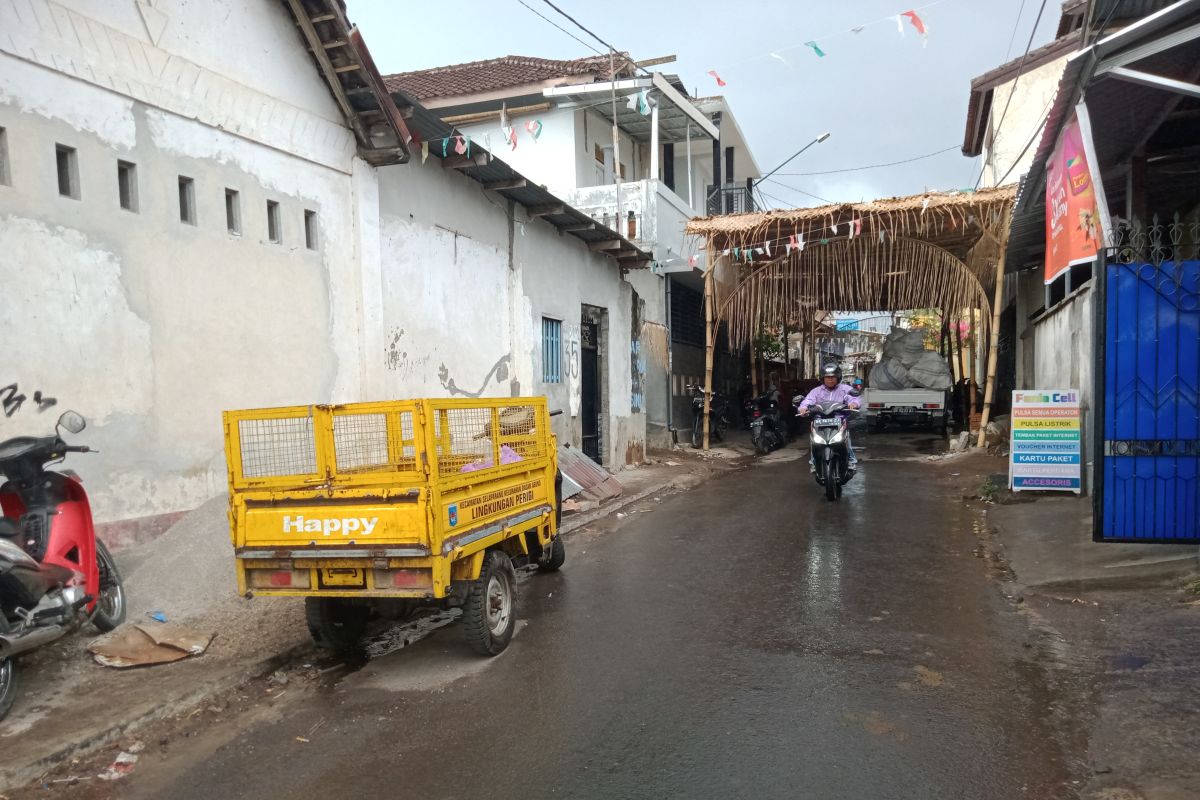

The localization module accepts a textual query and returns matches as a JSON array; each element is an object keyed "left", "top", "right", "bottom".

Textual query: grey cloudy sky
[{"left": 347, "top": 0, "right": 1059, "bottom": 208}]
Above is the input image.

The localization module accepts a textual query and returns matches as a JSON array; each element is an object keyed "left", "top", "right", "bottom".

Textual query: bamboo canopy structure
[{"left": 685, "top": 185, "right": 1017, "bottom": 449}]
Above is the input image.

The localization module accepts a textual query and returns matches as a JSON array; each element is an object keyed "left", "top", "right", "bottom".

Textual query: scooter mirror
[
  {"left": 57, "top": 410, "right": 86, "bottom": 434},
  {"left": 791, "top": 395, "right": 805, "bottom": 405},
  {"left": 848, "top": 388, "right": 861, "bottom": 397}
]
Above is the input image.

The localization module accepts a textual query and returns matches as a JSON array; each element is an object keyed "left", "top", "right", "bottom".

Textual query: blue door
[{"left": 1096, "top": 243, "right": 1200, "bottom": 542}]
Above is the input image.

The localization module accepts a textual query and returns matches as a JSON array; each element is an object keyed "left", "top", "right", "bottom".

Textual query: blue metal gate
[{"left": 1095, "top": 226, "right": 1200, "bottom": 542}]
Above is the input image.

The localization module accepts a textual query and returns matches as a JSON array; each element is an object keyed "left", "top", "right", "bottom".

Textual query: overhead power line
[
  {"left": 516, "top": 0, "right": 602, "bottom": 55},
  {"left": 762, "top": 177, "right": 836, "bottom": 206},
  {"left": 1004, "top": 0, "right": 1030, "bottom": 60},
  {"left": 537, "top": 0, "right": 650, "bottom": 76},
  {"left": 975, "top": 0, "right": 1049, "bottom": 189},
  {"left": 776, "top": 145, "right": 960, "bottom": 177}
]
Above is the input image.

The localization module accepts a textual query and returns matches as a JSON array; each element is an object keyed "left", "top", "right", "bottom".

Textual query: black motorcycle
[
  {"left": 688, "top": 386, "right": 730, "bottom": 448},
  {"left": 800, "top": 400, "right": 858, "bottom": 501},
  {"left": 749, "top": 389, "right": 786, "bottom": 455}
]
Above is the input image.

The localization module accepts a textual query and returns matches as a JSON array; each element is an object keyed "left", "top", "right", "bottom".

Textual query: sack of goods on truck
[
  {"left": 869, "top": 358, "right": 910, "bottom": 391},
  {"left": 907, "top": 350, "right": 953, "bottom": 391},
  {"left": 881, "top": 328, "right": 928, "bottom": 368}
]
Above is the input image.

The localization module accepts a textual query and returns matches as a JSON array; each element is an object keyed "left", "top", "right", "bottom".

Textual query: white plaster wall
[
  {"left": 375, "top": 154, "right": 645, "bottom": 466},
  {"left": 456, "top": 107, "right": 579, "bottom": 198},
  {"left": 981, "top": 56, "right": 1068, "bottom": 188},
  {"left": 1031, "top": 286, "right": 1096, "bottom": 490},
  {"left": 0, "top": 0, "right": 357, "bottom": 172},
  {"left": 0, "top": 49, "right": 365, "bottom": 522},
  {"left": 578, "top": 107, "right": 640, "bottom": 188},
  {"left": 514, "top": 216, "right": 642, "bottom": 465}
]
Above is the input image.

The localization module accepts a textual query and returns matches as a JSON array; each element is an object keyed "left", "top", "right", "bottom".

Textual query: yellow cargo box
[{"left": 222, "top": 398, "right": 563, "bottom": 656}]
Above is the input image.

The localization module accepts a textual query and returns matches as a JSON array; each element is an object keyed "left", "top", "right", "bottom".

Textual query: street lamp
[{"left": 753, "top": 132, "right": 831, "bottom": 188}]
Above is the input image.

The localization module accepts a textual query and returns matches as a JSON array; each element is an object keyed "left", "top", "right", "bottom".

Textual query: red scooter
[{"left": 0, "top": 411, "right": 125, "bottom": 719}]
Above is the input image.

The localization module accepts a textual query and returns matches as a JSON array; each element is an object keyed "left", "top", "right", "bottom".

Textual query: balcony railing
[
  {"left": 564, "top": 180, "right": 694, "bottom": 255},
  {"left": 706, "top": 182, "right": 756, "bottom": 215}
]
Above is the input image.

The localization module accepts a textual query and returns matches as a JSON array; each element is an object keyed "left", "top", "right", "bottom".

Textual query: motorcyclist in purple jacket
[{"left": 798, "top": 364, "right": 861, "bottom": 472}]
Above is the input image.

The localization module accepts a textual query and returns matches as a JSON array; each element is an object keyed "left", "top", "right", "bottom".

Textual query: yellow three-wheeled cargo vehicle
[{"left": 222, "top": 398, "right": 562, "bottom": 655}]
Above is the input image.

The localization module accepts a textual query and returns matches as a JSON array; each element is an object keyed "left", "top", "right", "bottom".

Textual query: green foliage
[{"left": 753, "top": 327, "right": 785, "bottom": 362}]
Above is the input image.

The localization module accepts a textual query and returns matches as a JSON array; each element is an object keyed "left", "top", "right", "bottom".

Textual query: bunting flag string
[
  {"left": 902, "top": 10, "right": 928, "bottom": 37},
  {"left": 704, "top": 0, "right": 948, "bottom": 84},
  {"left": 525, "top": 119, "right": 543, "bottom": 142},
  {"left": 702, "top": 194, "right": 994, "bottom": 259}
]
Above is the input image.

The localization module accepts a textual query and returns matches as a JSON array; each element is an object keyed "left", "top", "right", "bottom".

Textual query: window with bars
[{"left": 542, "top": 317, "right": 562, "bottom": 383}]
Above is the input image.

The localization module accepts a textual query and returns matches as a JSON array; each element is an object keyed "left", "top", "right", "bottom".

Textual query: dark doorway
[{"left": 581, "top": 321, "right": 601, "bottom": 462}]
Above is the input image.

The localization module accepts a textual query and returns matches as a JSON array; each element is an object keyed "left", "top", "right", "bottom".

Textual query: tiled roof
[{"left": 384, "top": 54, "right": 630, "bottom": 101}]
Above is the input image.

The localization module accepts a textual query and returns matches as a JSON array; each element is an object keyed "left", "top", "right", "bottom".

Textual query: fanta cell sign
[{"left": 1010, "top": 390, "right": 1082, "bottom": 493}]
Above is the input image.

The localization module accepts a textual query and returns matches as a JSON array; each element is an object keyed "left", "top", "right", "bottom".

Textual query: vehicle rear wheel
[
  {"left": 0, "top": 615, "right": 18, "bottom": 721},
  {"left": 463, "top": 551, "right": 517, "bottom": 656},
  {"left": 825, "top": 463, "right": 839, "bottom": 501},
  {"left": 537, "top": 536, "right": 565, "bottom": 572},
  {"left": 91, "top": 540, "right": 126, "bottom": 633},
  {"left": 305, "top": 597, "right": 369, "bottom": 653}
]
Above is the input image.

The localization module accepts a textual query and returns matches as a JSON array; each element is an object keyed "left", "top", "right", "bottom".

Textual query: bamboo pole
[
  {"left": 976, "top": 212, "right": 1011, "bottom": 448},
  {"left": 750, "top": 344, "right": 758, "bottom": 396},
  {"left": 954, "top": 314, "right": 968, "bottom": 425},
  {"left": 969, "top": 308, "right": 978, "bottom": 422},
  {"left": 703, "top": 244, "right": 716, "bottom": 450}
]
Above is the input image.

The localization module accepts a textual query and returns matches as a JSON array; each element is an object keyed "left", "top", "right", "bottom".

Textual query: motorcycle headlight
[{"left": 829, "top": 430, "right": 845, "bottom": 444}]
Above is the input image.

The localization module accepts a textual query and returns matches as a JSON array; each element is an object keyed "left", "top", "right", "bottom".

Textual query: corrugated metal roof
[
  {"left": 1005, "top": 0, "right": 1200, "bottom": 268},
  {"left": 393, "top": 89, "right": 651, "bottom": 267}
]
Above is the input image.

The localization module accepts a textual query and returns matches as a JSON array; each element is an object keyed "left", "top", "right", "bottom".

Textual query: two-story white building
[
  {"left": 385, "top": 54, "right": 761, "bottom": 440},
  {"left": 0, "top": 1, "right": 654, "bottom": 543}
]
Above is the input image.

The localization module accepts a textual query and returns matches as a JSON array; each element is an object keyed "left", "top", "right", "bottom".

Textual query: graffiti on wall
[
  {"left": 1, "top": 384, "right": 58, "bottom": 417},
  {"left": 438, "top": 355, "right": 513, "bottom": 398}
]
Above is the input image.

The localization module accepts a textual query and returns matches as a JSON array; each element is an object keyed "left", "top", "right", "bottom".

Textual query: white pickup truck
[{"left": 862, "top": 388, "right": 950, "bottom": 434}]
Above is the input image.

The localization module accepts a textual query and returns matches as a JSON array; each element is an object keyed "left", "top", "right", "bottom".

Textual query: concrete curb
[
  {"left": 0, "top": 642, "right": 313, "bottom": 791},
  {"left": 559, "top": 472, "right": 708, "bottom": 536}
]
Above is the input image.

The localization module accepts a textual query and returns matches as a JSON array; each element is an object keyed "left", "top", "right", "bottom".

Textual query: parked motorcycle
[
  {"left": 0, "top": 411, "right": 126, "bottom": 720},
  {"left": 800, "top": 400, "right": 858, "bottom": 501},
  {"left": 688, "top": 385, "right": 731, "bottom": 448},
  {"left": 749, "top": 389, "right": 787, "bottom": 455}
]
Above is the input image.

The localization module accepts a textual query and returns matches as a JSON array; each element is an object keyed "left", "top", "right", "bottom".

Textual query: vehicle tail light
[
  {"left": 753, "top": 411, "right": 762, "bottom": 418},
  {"left": 868, "top": 403, "right": 884, "bottom": 409},
  {"left": 372, "top": 569, "right": 433, "bottom": 590},
  {"left": 923, "top": 403, "right": 942, "bottom": 409},
  {"left": 248, "top": 568, "right": 311, "bottom": 590}
]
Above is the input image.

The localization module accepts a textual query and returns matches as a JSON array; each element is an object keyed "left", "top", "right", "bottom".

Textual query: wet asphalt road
[{"left": 114, "top": 434, "right": 1079, "bottom": 800}]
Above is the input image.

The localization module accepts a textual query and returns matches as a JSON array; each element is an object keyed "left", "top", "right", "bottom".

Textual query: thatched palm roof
[{"left": 685, "top": 186, "right": 1017, "bottom": 349}]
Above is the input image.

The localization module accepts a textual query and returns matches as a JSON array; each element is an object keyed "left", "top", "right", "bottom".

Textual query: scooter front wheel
[
  {"left": 825, "top": 463, "right": 839, "bottom": 501},
  {"left": 91, "top": 540, "right": 127, "bottom": 632},
  {"left": 691, "top": 418, "right": 702, "bottom": 449},
  {"left": 0, "top": 615, "right": 18, "bottom": 721}
]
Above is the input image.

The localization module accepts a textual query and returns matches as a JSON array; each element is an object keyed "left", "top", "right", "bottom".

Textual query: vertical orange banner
[{"left": 1044, "top": 112, "right": 1103, "bottom": 284}]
